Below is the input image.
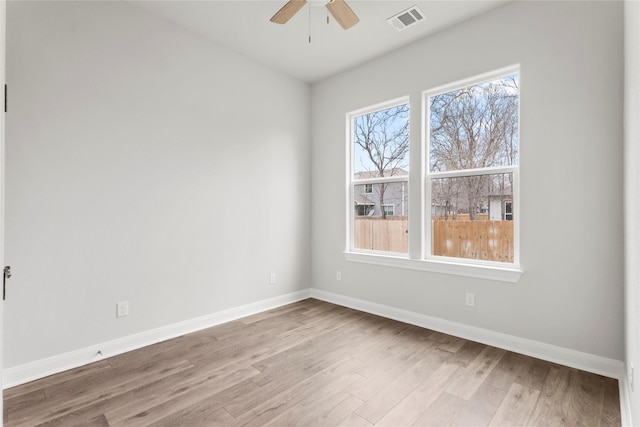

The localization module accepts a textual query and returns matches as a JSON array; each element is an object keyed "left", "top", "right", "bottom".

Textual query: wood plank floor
[{"left": 3, "top": 299, "right": 621, "bottom": 426}]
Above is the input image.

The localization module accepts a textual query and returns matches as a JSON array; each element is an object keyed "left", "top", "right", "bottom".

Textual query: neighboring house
[
  {"left": 488, "top": 195, "right": 513, "bottom": 221},
  {"left": 431, "top": 178, "right": 513, "bottom": 221},
  {"left": 354, "top": 169, "right": 408, "bottom": 217}
]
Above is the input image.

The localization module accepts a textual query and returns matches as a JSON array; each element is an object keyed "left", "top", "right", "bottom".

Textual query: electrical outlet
[
  {"left": 336, "top": 271, "right": 342, "bottom": 281},
  {"left": 269, "top": 273, "right": 276, "bottom": 285},
  {"left": 465, "top": 293, "right": 475, "bottom": 307},
  {"left": 116, "top": 301, "right": 129, "bottom": 318}
]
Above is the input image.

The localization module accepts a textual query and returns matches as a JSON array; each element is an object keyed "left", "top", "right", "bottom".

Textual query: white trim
[
  {"left": 310, "top": 289, "right": 624, "bottom": 380},
  {"left": 345, "top": 251, "right": 522, "bottom": 283},
  {"left": 620, "top": 373, "right": 634, "bottom": 427},
  {"left": 2, "top": 289, "right": 311, "bottom": 389},
  {"left": 353, "top": 175, "right": 409, "bottom": 185},
  {"left": 424, "top": 64, "right": 521, "bottom": 99},
  {"left": 0, "top": 0, "right": 6, "bottom": 420},
  {"left": 423, "top": 65, "right": 521, "bottom": 270},
  {"left": 346, "top": 95, "right": 411, "bottom": 118},
  {"left": 429, "top": 165, "right": 517, "bottom": 179},
  {"left": 347, "top": 96, "right": 410, "bottom": 254}
]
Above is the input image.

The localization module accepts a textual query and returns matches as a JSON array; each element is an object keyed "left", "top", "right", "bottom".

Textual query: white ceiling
[{"left": 133, "top": 0, "right": 510, "bottom": 83}]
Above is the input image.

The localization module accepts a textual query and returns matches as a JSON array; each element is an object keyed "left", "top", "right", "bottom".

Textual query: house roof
[
  {"left": 354, "top": 168, "right": 409, "bottom": 180},
  {"left": 354, "top": 194, "right": 374, "bottom": 206}
]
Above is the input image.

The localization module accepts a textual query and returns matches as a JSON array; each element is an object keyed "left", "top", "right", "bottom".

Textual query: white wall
[
  {"left": 4, "top": 1, "right": 310, "bottom": 368},
  {"left": 624, "top": 0, "right": 640, "bottom": 424},
  {"left": 311, "top": 1, "right": 624, "bottom": 361}
]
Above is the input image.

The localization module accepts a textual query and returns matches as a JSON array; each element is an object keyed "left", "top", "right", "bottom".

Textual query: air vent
[{"left": 387, "top": 6, "right": 426, "bottom": 31}]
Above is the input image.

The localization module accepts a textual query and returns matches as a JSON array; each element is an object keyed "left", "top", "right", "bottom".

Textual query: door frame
[{"left": 1, "top": 0, "right": 7, "bottom": 423}]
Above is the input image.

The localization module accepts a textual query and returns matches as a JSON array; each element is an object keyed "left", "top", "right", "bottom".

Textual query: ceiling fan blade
[
  {"left": 326, "top": 0, "right": 359, "bottom": 30},
  {"left": 270, "top": 0, "right": 308, "bottom": 24}
]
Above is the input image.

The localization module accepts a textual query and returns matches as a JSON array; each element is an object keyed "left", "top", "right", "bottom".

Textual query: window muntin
[
  {"left": 426, "top": 70, "right": 519, "bottom": 266},
  {"left": 350, "top": 99, "right": 410, "bottom": 255}
]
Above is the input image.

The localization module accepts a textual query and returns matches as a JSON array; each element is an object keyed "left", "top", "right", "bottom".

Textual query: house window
[
  {"left": 504, "top": 201, "right": 513, "bottom": 221},
  {"left": 427, "top": 69, "right": 519, "bottom": 265},
  {"left": 349, "top": 97, "right": 409, "bottom": 254},
  {"left": 355, "top": 202, "right": 374, "bottom": 217}
]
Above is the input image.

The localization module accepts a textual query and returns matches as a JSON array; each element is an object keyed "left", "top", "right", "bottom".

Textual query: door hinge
[
  {"left": 3, "top": 266, "right": 11, "bottom": 300},
  {"left": 4, "top": 84, "right": 6, "bottom": 113}
]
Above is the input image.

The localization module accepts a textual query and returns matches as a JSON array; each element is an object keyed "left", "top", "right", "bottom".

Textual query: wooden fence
[
  {"left": 354, "top": 217, "right": 514, "bottom": 263},
  {"left": 354, "top": 217, "right": 409, "bottom": 254}
]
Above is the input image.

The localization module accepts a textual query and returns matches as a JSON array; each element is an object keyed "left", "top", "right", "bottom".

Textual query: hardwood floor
[{"left": 3, "top": 299, "right": 621, "bottom": 426}]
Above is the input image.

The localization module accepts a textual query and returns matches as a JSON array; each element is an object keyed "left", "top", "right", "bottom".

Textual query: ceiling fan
[{"left": 270, "top": 0, "right": 359, "bottom": 30}]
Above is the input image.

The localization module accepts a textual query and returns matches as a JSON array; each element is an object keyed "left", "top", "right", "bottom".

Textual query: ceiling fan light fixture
[
  {"left": 308, "top": 0, "right": 328, "bottom": 8},
  {"left": 269, "top": 0, "right": 359, "bottom": 32}
]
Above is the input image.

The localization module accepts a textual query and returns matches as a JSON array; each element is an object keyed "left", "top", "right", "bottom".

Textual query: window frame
[
  {"left": 423, "top": 66, "right": 521, "bottom": 271},
  {"left": 347, "top": 96, "right": 411, "bottom": 256},
  {"left": 344, "top": 66, "right": 522, "bottom": 283}
]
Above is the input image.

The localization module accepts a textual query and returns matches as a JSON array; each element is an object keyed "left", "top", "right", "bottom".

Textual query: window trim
[
  {"left": 344, "top": 66, "right": 523, "bottom": 283},
  {"left": 347, "top": 96, "right": 411, "bottom": 255},
  {"left": 423, "top": 65, "right": 521, "bottom": 271},
  {"left": 344, "top": 251, "right": 522, "bottom": 283}
]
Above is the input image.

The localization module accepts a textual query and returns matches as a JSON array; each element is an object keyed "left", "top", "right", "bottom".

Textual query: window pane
[
  {"left": 429, "top": 74, "right": 519, "bottom": 172},
  {"left": 354, "top": 182, "right": 408, "bottom": 253},
  {"left": 354, "top": 103, "right": 410, "bottom": 180},
  {"left": 430, "top": 174, "right": 513, "bottom": 263}
]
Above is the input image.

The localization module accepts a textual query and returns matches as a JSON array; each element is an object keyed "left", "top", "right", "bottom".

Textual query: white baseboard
[
  {"left": 310, "top": 289, "right": 625, "bottom": 380},
  {"left": 619, "top": 375, "right": 635, "bottom": 427},
  {"left": 2, "top": 289, "right": 311, "bottom": 389}
]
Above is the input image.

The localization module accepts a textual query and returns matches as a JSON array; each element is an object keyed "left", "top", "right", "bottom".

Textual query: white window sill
[{"left": 344, "top": 251, "right": 523, "bottom": 283}]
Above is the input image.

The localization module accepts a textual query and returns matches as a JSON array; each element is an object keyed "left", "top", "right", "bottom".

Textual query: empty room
[{"left": 1, "top": 0, "right": 639, "bottom": 426}]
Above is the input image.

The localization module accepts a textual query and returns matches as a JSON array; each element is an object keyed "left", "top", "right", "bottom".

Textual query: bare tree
[
  {"left": 429, "top": 76, "right": 518, "bottom": 219},
  {"left": 354, "top": 104, "right": 409, "bottom": 219}
]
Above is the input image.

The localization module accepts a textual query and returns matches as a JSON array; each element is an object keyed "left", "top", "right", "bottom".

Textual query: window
[
  {"left": 503, "top": 201, "right": 513, "bottom": 221},
  {"left": 346, "top": 67, "right": 521, "bottom": 282},
  {"left": 349, "top": 98, "right": 409, "bottom": 254},
  {"left": 427, "top": 70, "right": 519, "bottom": 265},
  {"left": 355, "top": 204, "right": 374, "bottom": 216}
]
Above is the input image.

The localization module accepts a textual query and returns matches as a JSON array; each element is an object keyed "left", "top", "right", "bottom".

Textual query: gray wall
[
  {"left": 4, "top": 1, "right": 311, "bottom": 367},
  {"left": 311, "top": 1, "right": 624, "bottom": 360}
]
